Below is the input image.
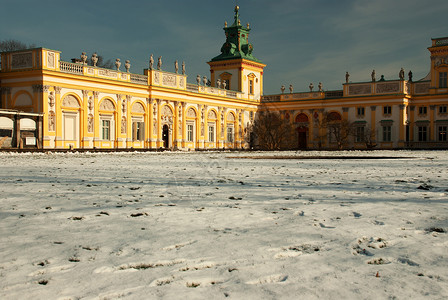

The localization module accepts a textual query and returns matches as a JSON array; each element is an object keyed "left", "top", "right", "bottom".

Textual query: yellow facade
[{"left": 0, "top": 8, "right": 447, "bottom": 150}]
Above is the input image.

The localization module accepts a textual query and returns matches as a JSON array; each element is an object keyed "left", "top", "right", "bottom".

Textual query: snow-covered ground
[{"left": 0, "top": 150, "right": 447, "bottom": 299}]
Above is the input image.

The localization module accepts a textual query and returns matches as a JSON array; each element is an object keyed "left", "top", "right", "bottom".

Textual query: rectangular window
[
  {"left": 383, "top": 106, "right": 392, "bottom": 115},
  {"left": 187, "top": 124, "right": 194, "bottom": 142},
  {"left": 418, "top": 106, "right": 427, "bottom": 115},
  {"left": 357, "top": 107, "right": 365, "bottom": 117},
  {"left": 132, "top": 122, "right": 144, "bottom": 141},
  {"left": 249, "top": 80, "right": 254, "bottom": 94},
  {"left": 418, "top": 126, "right": 427, "bottom": 142},
  {"left": 439, "top": 72, "right": 447, "bottom": 88},
  {"left": 382, "top": 125, "right": 392, "bottom": 142},
  {"left": 102, "top": 120, "right": 110, "bottom": 140},
  {"left": 208, "top": 125, "right": 215, "bottom": 142},
  {"left": 438, "top": 126, "right": 447, "bottom": 142},
  {"left": 439, "top": 105, "right": 448, "bottom": 114},
  {"left": 227, "top": 126, "right": 234, "bottom": 143},
  {"left": 355, "top": 126, "right": 365, "bottom": 143}
]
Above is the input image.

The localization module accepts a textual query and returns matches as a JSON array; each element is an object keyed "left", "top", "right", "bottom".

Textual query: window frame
[
  {"left": 208, "top": 123, "right": 215, "bottom": 142},
  {"left": 418, "top": 126, "right": 428, "bottom": 142},
  {"left": 357, "top": 107, "right": 365, "bottom": 117},
  {"left": 418, "top": 106, "right": 427, "bottom": 115},
  {"left": 102, "top": 119, "right": 111, "bottom": 141},
  {"left": 439, "top": 105, "right": 447, "bottom": 114},
  {"left": 438, "top": 125, "right": 447, "bottom": 142},
  {"left": 227, "top": 126, "right": 234, "bottom": 143},
  {"left": 187, "top": 122, "right": 194, "bottom": 142},
  {"left": 132, "top": 120, "right": 145, "bottom": 141},
  {"left": 382, "top": 125, "right": 392, "bottom": 142},
  {"left": 439, "top": 72, "right": 447, "bottom": 88},
  {"left": 355, "top": 126, "right": 365, "bottom": 143}
]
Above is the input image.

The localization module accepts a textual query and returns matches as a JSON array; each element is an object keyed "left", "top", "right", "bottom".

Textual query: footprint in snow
[{"left": 246, "top": 274, "right": 288, "bottom": 285}]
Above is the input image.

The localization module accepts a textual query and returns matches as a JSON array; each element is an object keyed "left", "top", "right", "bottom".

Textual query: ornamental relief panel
[
  {"left": 161, "top": 105, "right": 173, "bottom": 124},
  {"left": 12, "top": 52, "right": 32, "bottom": 69},
  {"left": 99, "top": 99, "right": 115, "bottom": 111},
  {"left": 62, "top": 95, "right": 80, "bottom": 108},
  {"left": 415, "top": 82, "right": 430, "bottom": 94},
  {"left": 132, "top": 102, "right": 145, "bottom": 113},
  {"left": 87, "top": 114, "right": 94, "bottom": 133},
  {"left": 376, "top": 82, "right": 399, "bottom": 94},
  {"left": 434, "top": 56, "right": 448, "bottom": 67},
  {"left": 227, "top": 112, "right": 235, "bottom": 122},
  {"left": 48, "top": 111, "right": 55, "bottom": 132},
  {"left": 47, "top": 52, "right": 55, "bottom": 68},
  {"left": 162, "top": 74, "right": 177, "bottom": 87},
  {"left": 349, "top": 84, "right": 372, "bottom": 95},
  {"left": 208, "top": 110, "right": 217, "bottom": 120},
  {"left": 121, "top": 117, "right": 127, "bottom": 134},
  {"left": 187, "top": 108, "right": 197, "bottom": 118}
]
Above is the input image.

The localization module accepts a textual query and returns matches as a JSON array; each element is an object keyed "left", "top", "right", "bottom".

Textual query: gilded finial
[
  {"left": 247, "top": 23, "right": 250, "bottom": 29},
  {"left": 225, "top": 21, "right": 227, "bottom": 27}
]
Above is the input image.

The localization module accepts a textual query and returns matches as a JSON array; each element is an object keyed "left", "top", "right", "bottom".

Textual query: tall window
[
  {"left": 249, "top": 79, "right": 254, "bottom": 94},
  {"left": 208, "top": 125, "right": 215, "bottom": 142},
  {"left": 439, "top": 72, "right": 447, "bottom": 88},
  {"left": 418, "top": 106, "right": 427, "bottom": 115},
  {"left": 418, "top": 126, "right": 427, "bottom": 142},
  {"left": 187, "top": 124, "right": 194, "bottom": 142},
  {"left": 382, "top": 125, "right": 392, "bottom": 142},
  {"left": 440, "top": 105, "right": 448, "bottom": 114},
  {"left": 383, "top": 106, "right": 392, "bottom": 115},
  {"left": 357, "top": 107, "right": 365, "bottom": 117},
  {"left": 227, "top": 126, "right": 234, "bottom": 143},
  {"left": 132, "top": 121, "right": 144, "bottom": 141},
  {"left": 438, "top": 126, "right": 447, "bottom": 142},
  {"left": 102, "top": 120, "right": 110, "bottom": 140},
  {"left": 355, "top": 126, "right": 365, "bottom": 143}
]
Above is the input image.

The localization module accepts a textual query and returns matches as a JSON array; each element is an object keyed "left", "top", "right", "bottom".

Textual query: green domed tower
[{"left": 208, "top": 6, "right": 266, "bottom": 101}]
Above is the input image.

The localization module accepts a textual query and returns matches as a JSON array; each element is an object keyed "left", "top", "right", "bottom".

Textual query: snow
[{"left": 0, "top": 150, "right": 447, "bottom": 299}]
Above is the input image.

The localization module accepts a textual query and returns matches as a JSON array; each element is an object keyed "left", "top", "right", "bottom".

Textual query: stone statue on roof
[
  {"left": 182, "top": 61, "right": 186, "bottom": 75},
  {"left": 399, "top": 68, "right": 405, "bottom": 80},
  {"left": 175, "top": 60, "right": 178, "bottom": 74},
  {"left": 408, "top": 70, "right": 413, "bottom": 82},
  {"left": 157, "top": 56, "right": 162, "bottom": 70},
  {"left": 345, "top": 72, "right": 350, "bottom": 83},
  {"left": 371, "top": 70, "right": 376, "bottom": 82},
  {"left": 149, "top": 54, "right": 154, "bottom": 70}
]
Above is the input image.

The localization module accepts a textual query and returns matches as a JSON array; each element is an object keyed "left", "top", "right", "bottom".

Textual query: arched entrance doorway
[
  {"left": 295, "top": 113, "right": 309, "bottom": 150},
  {"left": 297, "top": 127, "right": 308, "bottom": 149},
  {"left": 162, "top": 124, "right": 169, "bottom": 148}
]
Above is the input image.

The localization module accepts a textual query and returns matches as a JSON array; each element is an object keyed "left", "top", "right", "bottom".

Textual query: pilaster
[
  {"left": 93, "top": 91, "right": 101, "bottom": 148},
  {"left": 429, "top": 105, "right": 436, "bottom": 141},
  {"left": 370, "top": 106, "right": 377, "bottom": 142},
  {"left": 53, "top": 86, "right": 63, "bottom": 148},
  {"left": 409, "top": 106, "right": 415, "bottom": 142}
]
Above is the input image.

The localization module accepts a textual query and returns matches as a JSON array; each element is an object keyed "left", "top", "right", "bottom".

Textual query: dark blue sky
[{"left": 1, "top": 0, "right": 447, "bottom": 94}]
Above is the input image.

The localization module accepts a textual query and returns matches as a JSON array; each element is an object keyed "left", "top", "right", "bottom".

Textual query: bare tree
[
  {"left": 0, "top": 39, "right": 36, "bottom": 52},
  {"left": 95, "top": 54, "right": 114, "bottom": 69},
  {"left": 250, "top": 108, "right": 294, "bottom": 150},
  {"left": 362, "top": 126, "right": 377, "bottom": 149},
  {"left": 315, "top": 112, "right": 355, "bottom": 150}
]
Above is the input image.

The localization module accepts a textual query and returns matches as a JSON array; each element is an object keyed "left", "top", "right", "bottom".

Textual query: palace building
[{"left": 0, "top": 6, "right": 447, "bottom": 150}]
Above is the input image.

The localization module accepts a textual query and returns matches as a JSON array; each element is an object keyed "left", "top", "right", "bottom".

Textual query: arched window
[{"left": 295, "top": 113, "right": 309, "bottom": 123}]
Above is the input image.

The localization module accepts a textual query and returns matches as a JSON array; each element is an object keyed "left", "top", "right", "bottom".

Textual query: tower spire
[{"left": 233, "top": 5, "right": 240, "bottom": 27}]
